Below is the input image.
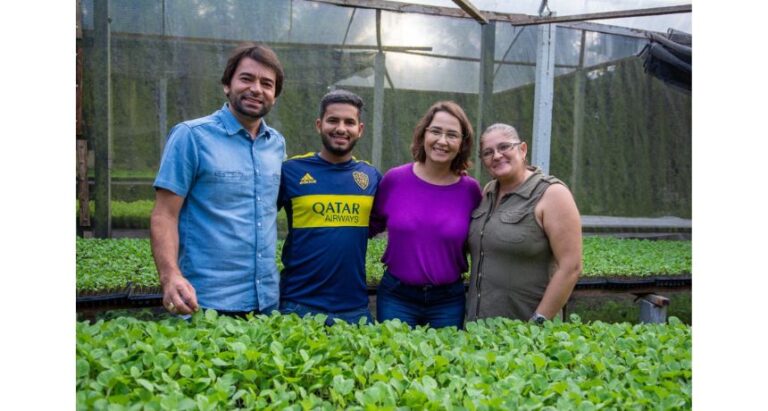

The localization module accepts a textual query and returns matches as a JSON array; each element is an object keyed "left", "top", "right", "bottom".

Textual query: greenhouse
[
  {"left": 76, "top": 0, "right": 692, "bottom": 235},
  {"left": 75, "top": 0, "right": 693, "bottom": 409}
]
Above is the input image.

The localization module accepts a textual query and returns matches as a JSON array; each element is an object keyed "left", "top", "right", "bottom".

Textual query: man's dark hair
[
  {"left": 319, "top": 89, "right": 364, "bottom": 120},
  {"left": 220, "top": 43, "right": 285, "bottom": 97}
]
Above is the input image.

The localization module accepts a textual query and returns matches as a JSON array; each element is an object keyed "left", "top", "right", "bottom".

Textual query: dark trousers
[{"left": 376, "top": 270, "right": 465, "bottom": 329}]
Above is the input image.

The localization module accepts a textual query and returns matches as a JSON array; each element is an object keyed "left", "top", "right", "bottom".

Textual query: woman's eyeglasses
[
  {"left": 426, "top": 127, "right": 462, "bottom": 142},
  {"left": 481, "top": 141, "right": 522, "bottom": 159}
]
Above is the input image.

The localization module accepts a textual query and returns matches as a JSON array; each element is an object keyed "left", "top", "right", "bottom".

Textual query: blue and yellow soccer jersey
[{"left": 278, "top": 152, "right": 382, "bottom": 312}]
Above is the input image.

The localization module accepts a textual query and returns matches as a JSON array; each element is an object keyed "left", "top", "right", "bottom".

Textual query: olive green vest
[{"left": 465, "top": 166, "right": 565, "bottom": 322}]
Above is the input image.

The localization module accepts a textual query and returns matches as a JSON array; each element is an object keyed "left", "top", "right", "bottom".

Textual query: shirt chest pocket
[
  {"left": 213, "top": 170, "right": 249, "bottom": 183},
  {"left": 469, "top": 208, "right": 487, "bottom": 237},
  {"left": 199, "top": 170, "right": 253, "bottom": 202},
  {"left": 493, "top": 210, "right": 529, "bottom": 243}
]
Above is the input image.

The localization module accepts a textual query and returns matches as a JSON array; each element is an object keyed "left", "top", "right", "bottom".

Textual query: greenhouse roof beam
[
  {"left": 95, "top": 31, "right": 432, "bottom": 53},
  {"left": 309, "top": 1, "right": 690, "bottom": 29},
  {"left": 395, "top": 49, "right": 579, "bottom": 69},
  {"left": 309, "top": 0, "right": 528, "bottom": 21},
  {"left": 494, "top": 28, "right": 525, "bottom": 79},
  {"left": 341, "top": 8, "right": 357, "bottom": 46},
  {"left": 451, "top": 0, "right": 488, "bottom": 24},
  {"left": 558, "top": 21, "right": 661, "bottom": 40},
  {"left": 509, "top": 5, "right": 691, "bottom": 27},
  {"left": 308, "top": 0, "right": 690, "bottom": 53}
]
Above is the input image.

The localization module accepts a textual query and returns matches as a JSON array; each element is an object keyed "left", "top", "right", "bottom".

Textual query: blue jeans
[
  {"left": 376, "top": 270, "right": 465, "bottom": 329},
  {"left": 279, "top": 300, "right": 373, "bottom": 326}
]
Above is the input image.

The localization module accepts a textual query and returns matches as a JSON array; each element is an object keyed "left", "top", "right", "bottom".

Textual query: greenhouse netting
[{"left": 77, "top": 0, "right": 691, "bottom": 222}]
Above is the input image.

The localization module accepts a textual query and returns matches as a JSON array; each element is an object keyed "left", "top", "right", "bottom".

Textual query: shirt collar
[
  {"left": 218, "top": 103, "right": 274, "bottom": 139},
  {"left": 315, "top": 152, "right": 356, "bottom": 167},
  {"left": 488, "top": 166, "right": 542, "bottom": 200}
]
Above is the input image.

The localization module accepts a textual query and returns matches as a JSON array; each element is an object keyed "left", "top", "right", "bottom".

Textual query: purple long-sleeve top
[{"left": 370, "top": 163, "right": 482, "bottom": 285}]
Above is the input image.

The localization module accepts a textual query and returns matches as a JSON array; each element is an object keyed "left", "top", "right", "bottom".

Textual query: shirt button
[
  {"left": 258, "top": 222, "right": 261, "bottom": 227},
  {"left": 258, "top": 253, "right": 262, "bottom": 258}
]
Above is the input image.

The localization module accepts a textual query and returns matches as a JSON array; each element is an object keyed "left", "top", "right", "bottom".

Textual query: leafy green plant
[
  {"left": 582, "top": 237, "right": 691, "bottom": 277},
  {"left": 77, "top": 238, "right": 158, "bottom": 291},
  {"left": 111, "top": 200, "right": 154, "bottom": 229},
  {"left": 80, "top": 200, "right": 154, "bottom": 229},
  {"left": 76, "top": 313, "right": 691, "bottom": 409},
  {"left": 77, "top": 237, "right": 691, "bottom": 292},
  {"left": 365, "top": 237, "right": 388, "bottom": 285},
  {"left": 78, "top": 200, "right": 289, "bottom": 232}
]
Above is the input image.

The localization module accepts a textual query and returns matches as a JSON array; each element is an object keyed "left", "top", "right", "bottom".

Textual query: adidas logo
[{"left": 299, "top": 173, "right": 317, "bottom": 184}]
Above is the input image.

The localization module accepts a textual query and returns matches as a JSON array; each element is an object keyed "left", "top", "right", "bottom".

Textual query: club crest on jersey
[
  {"left": 299, "top": 173, "right": 317, "bottom": 184},
  {"left": 353, "top": 171, "right": 369, "bottom": 190}
]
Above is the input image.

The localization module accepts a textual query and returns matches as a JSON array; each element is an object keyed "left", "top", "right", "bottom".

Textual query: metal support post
[
  {"left": 157, "top": 78, "right": 168, "bottom": 154},
  {"left": 93, "top": 0, "right": 112, "bottom": 238},
  {"left": 570, "top": 30, "right": 587, "bottom": 196},
  {"left": 474, "top": 21, "right": 495, "bottom": 179},
  {"left": 531, "top": 18, "right": 556, "bottom": 174},
  {"left": 372, "top": 51, "right": 385, "bottom": 169}
]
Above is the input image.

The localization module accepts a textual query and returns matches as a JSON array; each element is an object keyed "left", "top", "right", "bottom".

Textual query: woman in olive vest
[{"left": 465, "top": 123, "right": 582, "bottom": 324}]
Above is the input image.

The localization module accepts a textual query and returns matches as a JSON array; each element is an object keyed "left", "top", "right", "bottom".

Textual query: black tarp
[{"left": 639, "top": 29, "right": 692, "bottom": 93}]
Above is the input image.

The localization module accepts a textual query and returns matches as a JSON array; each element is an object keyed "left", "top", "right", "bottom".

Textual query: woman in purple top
[{"left": 370, "top": 101, "right": 482, "bottom": 328}]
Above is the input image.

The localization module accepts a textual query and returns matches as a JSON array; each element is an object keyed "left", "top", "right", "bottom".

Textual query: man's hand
[
  {"left": 162, "top": 272, "right": 199, "bottom": 315},
  {"left": 151, "top": 189, "right": 199, "bottom": 315}
]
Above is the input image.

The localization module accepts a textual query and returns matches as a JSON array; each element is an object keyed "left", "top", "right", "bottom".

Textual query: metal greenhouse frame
[{"left": 77, "top": 0, "right": 691, "bottom": 237}]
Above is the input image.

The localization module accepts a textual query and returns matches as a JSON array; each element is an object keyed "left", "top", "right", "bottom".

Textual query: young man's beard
[{"left": 321, "top": 133, "right": 358, "bottom": 157}]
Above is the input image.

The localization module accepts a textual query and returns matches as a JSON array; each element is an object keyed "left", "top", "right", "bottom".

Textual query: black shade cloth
[{"left": 639, "top": 29, "right": 692, "bottom": 93}]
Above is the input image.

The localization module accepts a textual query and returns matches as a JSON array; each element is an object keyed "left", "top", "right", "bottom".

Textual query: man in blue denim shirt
[{"left": 151, "top": 43, "right": 285, "bottom": 316}]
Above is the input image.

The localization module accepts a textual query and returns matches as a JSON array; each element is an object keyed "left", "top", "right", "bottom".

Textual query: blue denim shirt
[{"left": 154, "top": 104, "right": 285, "bottom": 312}]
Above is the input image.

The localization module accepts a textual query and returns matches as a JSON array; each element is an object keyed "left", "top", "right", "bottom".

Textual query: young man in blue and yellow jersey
[{"left": 278, "top": 89, "right": 381, "bottom": 325}]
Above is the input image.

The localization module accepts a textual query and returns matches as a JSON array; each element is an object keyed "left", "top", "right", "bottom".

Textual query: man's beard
[
  {"left": 321, "top": 133, "right": 358, "bottom": 157},
  {"left": 230, "top": 92, "right": 272, "bottom": 119}
]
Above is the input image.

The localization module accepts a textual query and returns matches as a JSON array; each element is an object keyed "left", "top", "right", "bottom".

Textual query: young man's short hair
[{"left": 319, "top": 89, "right": 364, "bottom": 120}]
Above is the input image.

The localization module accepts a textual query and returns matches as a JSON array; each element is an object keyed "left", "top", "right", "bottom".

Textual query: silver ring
[{"left": 167, "top": 301, "right": 175, "bottom": 311}]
